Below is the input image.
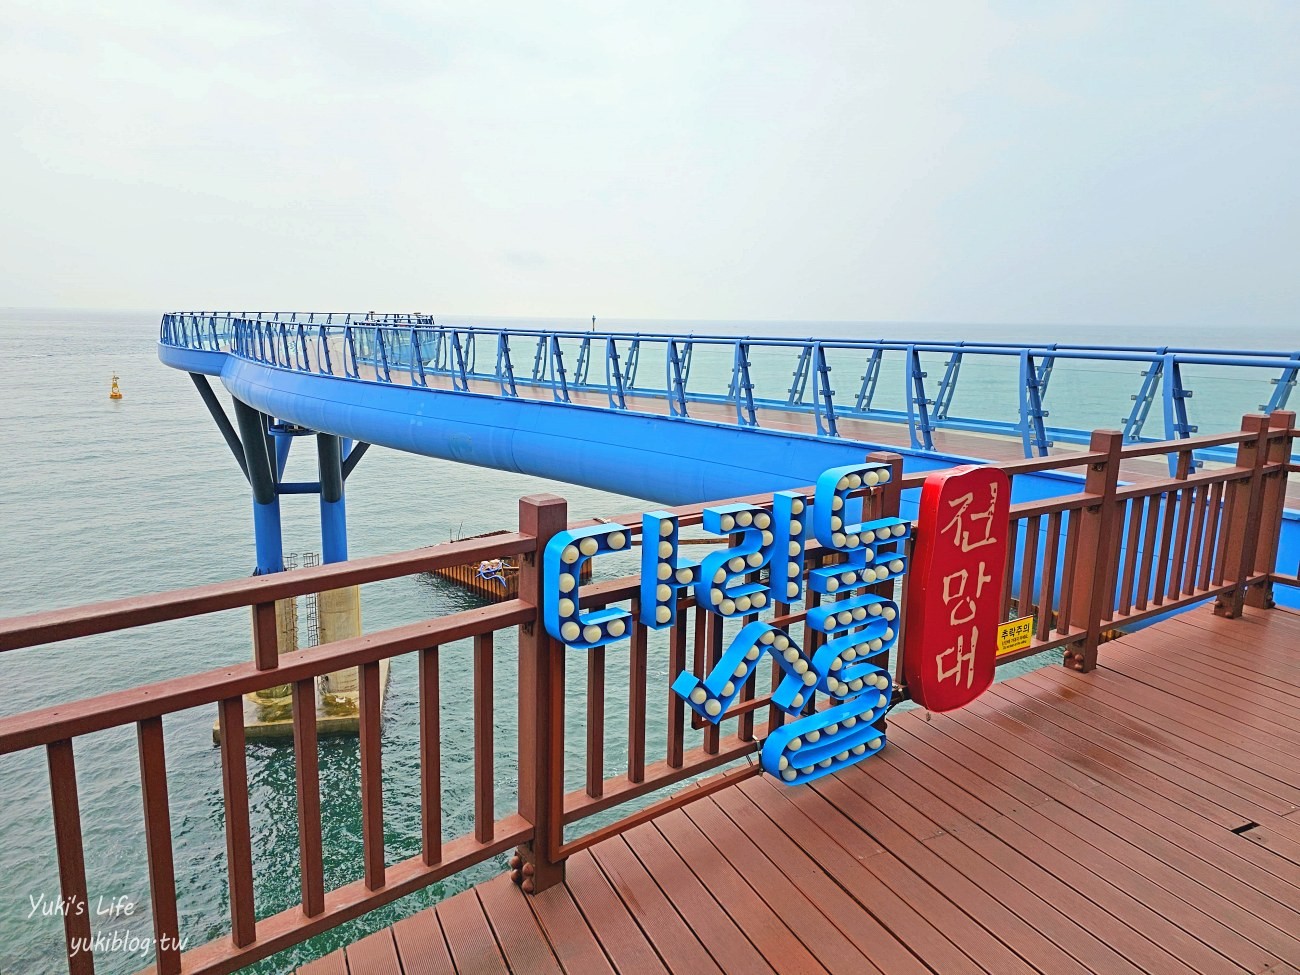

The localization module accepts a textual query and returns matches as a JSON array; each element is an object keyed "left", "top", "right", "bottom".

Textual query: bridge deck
[{"left": 299, "top": 604, "right": 1300, "bottom": 975}]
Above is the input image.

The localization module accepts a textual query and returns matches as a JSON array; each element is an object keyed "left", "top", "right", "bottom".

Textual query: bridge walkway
[
  {"left": 359, "top": 363, "right": 1300, "bottom": 505},
  {"left": 300, "top": 604, "right": 1300, "bottom": 975}
]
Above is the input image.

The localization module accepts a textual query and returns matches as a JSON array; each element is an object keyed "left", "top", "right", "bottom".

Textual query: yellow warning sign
[{"left": 997, "top": 615, "right": 1035, "bottom": 656}]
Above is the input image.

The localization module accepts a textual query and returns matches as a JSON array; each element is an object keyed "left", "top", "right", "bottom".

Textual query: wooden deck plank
[
  {"left": 807, "top": 770, "right": 1095, "bottom": 975},
  {"left": 297, "top": 950, "right": 347, "bottom": 975},
  {"left": 887, "top": 718, "right": 1235, "bottom": 975},
  {"left": 739, "top": 779, "right": 1002, "bottom": 975},
  {"left": 562, "top": 851, "right": 669, "bottom": 975},
  {"left": 525, "top": 881, "right": 616, "bottom": 975},
  {"left": 683, "top": 796, "right": 887, "bottom": 975},
  {"left": 953, "top": 705, "right": 1285, "bottom": 971},
  {"left": 589, "top": 833, "right": 723, "bottom": 975},
  {"left": 652, "top": 808, "right": 831, "bottom": 975},
  {"left": 436, "top": 886, "right": 509, "bottom": 975},
  {"left": 476, "top": 873, "right": 565, "bottom": 975},
  {"left": 391, "top": 908, "right": 456, "bottom": 975},
  {"left": 343, "top": 928, "right": 403, "bottom": 975},
  {"left": 621, "top": 824, "right": 779, "bottom": 975}
]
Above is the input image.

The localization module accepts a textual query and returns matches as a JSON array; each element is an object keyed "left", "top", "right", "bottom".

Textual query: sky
[{"left": 1, "top": 1, "right": 1298, "bottom": 327}]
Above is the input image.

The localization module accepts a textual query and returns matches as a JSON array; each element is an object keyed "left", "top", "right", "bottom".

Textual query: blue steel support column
[
  {"left": 232, "top": 398, "right": 284, "bottom": 575},
  {"left": 317, "top": 433, "right": 348, "bottom": 563}
]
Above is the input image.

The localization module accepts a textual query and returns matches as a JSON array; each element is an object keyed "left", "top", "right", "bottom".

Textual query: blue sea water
[{"left": 0, "top": 308, "right": 1293, "bottom": 974}]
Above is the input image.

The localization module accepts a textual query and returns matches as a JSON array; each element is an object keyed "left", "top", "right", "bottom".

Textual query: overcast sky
[{"left": 1, "top": 1, "right": 1297, "bottom": 326}]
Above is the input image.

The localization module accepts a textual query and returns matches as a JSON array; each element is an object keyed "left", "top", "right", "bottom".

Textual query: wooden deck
[{"left": 299, "top": 603, "right": 1300, "bottom": 975}]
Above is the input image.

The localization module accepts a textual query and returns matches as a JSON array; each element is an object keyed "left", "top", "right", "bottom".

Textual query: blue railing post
[
  {"left": 624, "top": 338, "right": 641, "bottom": 388},
  {"left": 575, "top": 336, "right": 591, "bottom": 386},
  {"left": 410, "top": 328, "right": 428, "bottom": 387},
  {"left": 855, "top": 348, "right": 883, "bottom": 412},
  {"left": 549, "top": 335, "right": 570, "bottom": 403},
  {"left": 1264, "top": 353, "right": 1300, "bottom": 413},
  {"left": 1018, "top": 350, "right": 1051, "bottom": 457},
  {"left": 731, "top": 340, "right": 757, "bottom": 426},
  {"left": 787, "top": 343, "right": 812, "bottom": 405},
  {"left": 495, "top": 332, "right": 518, "bottom": 396},
  {"left": 933, "top": 345, "right": 963, "bottom": 421},
  {"left": 904, "top": 345, "right": 934, "bottom": 450},
  {"left": 1162, "top": 353, "right": 1198, "bottom": 474},
  {"left": 666, "top": 340, "right": 689, "bottom": 417},
  {"left": 810, "top": 342, "right": 839, "bottom": 437},
  {"left": 605, "top": 337, "right": 627, "bottom": 410}
]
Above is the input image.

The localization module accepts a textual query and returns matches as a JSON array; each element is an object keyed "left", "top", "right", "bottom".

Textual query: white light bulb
[
  {"left": 714, "top": 568, "right": 726, "bottom": 583},
  {"left": 558, "top": 598, "right": 575, "bottom": 617},
  {"left": 752, "top": 593, "right": 767, "bottom": 608},
  {"left": 826, "top": 723, "right": 839, "bottom": 735},
  {"left": 659, "top": 520, "right": 674, "bottom": 537},
  {"left": 609, "top": 619, "right": 626, "bottom": 638},
  {"left": 826, "top": 578, "right": 840, "bottom": 592},
  {"left": 755, "top": 512, "right": 771, "bottom": 529},
  {"left": 656, "top": 584, "right": 671, "bottom": 601},
  {"left": 722, "top": 681, "right": 734, "bottom": 696},
  {"left": 787, "top": 582, "right": 800, "bottom": 598},
  {"left": 561, "top": 545, "right": 579, "bottom": 564},
  {"left": 736, "top": 596, "right": 752, "bottom": 612},
  {"left": 848, "top": 474, "right": 862, "bottom": 489},
  {"left": 883, "top": 607, "right": 896, "bottom": 621},
  {"left": 583, "top": 625, "right": 601, "bottom": 642},
  {"left": 559, "top": 573, "right": 576, "bottom": 593},
  {"left": 832, "top": 532, "right": 846, "bottom": 547},
  {"left": 790, "top": 499, "right": 805, "bottom": 515},
  {"left": 711, "top": 590, "right": 723, "bottom": 605},
  {"left": 781, "top": 768, "right": 797, "bottom": 781},
  {"left": 774, "top": 634, "right": 790, "bottom": 650},
  {"left": 720, "top": 514, "right": 735, "bottom": 531},
  {"left": 852, "top": 607, "right": 867, "bottom": 621},
  {"left": 746, "top": 552, "right": 763, "bottom": 568},
  {"left": 787, "top": 563, "right": 800, "bottom": 578},
  {"left": 656, "top": 606, "right": 671, "bottom": 624},
  {"left": 862, "top": 530, "right": 876, "bottom": 544},
  {"left": 846, "top": 535, "right": 860, "bottom": 548},
  {"left": 837, "top": 610, "right": 852, "bottom": 625},
  {"left": 789, "top": 520, "right": 802, "bottom": 535},
  {"left": 793, "top": 659, "right": 808, "bottom": 675},
  {"left": 850, "top": 679, "right": 863, "bottom": 691},
  {"left": 788, "top": 736, "right": 802, "bottom": 750},
  {"left": 728, "top": 556, "right": 745, "bottom": 573},
  {"left": 802, "top": 672, "right": 817, "bottom": 686},
  {"left": 883, "top": 627, "right": 894, "bottom": 641},
  {"left": 863, "top": 568, "right": 878, "bottom": 583},
  {"left": 737, "top": 511, "right": 753, "bottom": 527},
  {"left": 842, "top": 572, "right": 858, "bottom": 585},
  {"left": 851, "top": 744, "right": 866, "bottom": 756},
  {"left": 832, "top": 496, "right": 844, "bottom": 511},
  {"left": 876, "top": 568, "right": 890, "bottom": 581},
  {"left": 819, "top": 758, "right": 833, "bottom": 768},
  {"left": 864, "top": 470, "right": 880, "bottom": 486},
  {"left": 690, "top": 687, "right": 707, "bottom": 704},
  {"left": 561, "top": 622, "right": 580, "bottom": 641},
  {"left": 720, "top": 599, "right": 736, "bottom": 614},
  {"left": 878, "top": 469, "right": 891, "bottom": 483},
  {"left": 843, "top": 715, "right": 857, "bottom": 728},
  {"left": 892, "top": 523, "right": 905, "bottom": 536},
  {"left": 759, "top": 630, "right": 775, "bottom": 644},
  {"left": 830, "top": 516, "right": 842, "bottom": 530},
  {"left": 656, "top": 563, "right": 671, "bottom": 581},
  {"left": 746, "top": 646, "right": 760, "bottom": 660},
  {"left": 783, "top": 647, "right": 799, "bottom": 663},
  {"left": 705, "top": 699, "right": 722, "bottom": 716},
  {"left": 889, "top": 559, "right": 904, "bottom": 573},
  {"left": 608, "top": 532, "right": 626, "bottom": 550},
  {"left": 761, "top": 531, "right": 773, "bottom": 545},
  {"left": 676, "top": 568, "right": 693, "bottom": 584},
  {"left": 658, "top": 541, "right": 673, "bottom": 558},
  {"left": 869, "top": 737, "right": 882, "bottom": 749},
  {"left": 579, "top": 538, "right": 599, "bottom": 557}
]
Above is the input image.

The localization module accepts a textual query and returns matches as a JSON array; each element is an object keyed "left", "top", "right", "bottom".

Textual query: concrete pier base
[{"left": 214, "top": 585, "right": 388, "bottom": 743}]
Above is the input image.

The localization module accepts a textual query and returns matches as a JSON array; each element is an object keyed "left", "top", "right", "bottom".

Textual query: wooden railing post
[
  {"left": 1215, "top": 414, "right": 1271, "bottom": 618},
  {"left": 1246, "top": 409, "right": 1296, "bottom": 609},
  {"left": 1066, "top": 430, "right": 1123, "bottom": 672},
  {"left": 514, "top": 494, "right": 568, "bottom": 893}
]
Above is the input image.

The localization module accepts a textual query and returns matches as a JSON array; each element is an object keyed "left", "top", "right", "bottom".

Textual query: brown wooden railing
[{"left": 0, "top": 412, "right": 1293, "bottom": 975}]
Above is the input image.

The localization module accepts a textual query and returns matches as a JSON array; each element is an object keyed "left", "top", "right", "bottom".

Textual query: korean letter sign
[{"left": 903, "top": 465, "right": 1010, "bottom": 712}]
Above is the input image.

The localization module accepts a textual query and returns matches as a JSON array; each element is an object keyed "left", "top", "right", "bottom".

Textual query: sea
[{"left": 1, "top": 308, "right": 1294, "bottom": 974}]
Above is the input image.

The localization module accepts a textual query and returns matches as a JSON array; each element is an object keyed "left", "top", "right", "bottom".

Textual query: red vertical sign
[{"left": 903, "top": 465, "right": 1009, "bottom": 712}]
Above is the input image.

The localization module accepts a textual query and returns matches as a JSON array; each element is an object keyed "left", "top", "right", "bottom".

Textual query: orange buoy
[{"left": 109, "top": 374, "right": 123, "bottom": 400}]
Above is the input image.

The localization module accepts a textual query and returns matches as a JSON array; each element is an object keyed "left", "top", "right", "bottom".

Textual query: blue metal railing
[{"left": 160, "top": 312, "right": 1300, "bottom": 468}]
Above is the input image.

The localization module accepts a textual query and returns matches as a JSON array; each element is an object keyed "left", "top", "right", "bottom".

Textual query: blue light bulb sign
[{"left": 542, "top": 461, "right": 910, "bottom": 785}]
